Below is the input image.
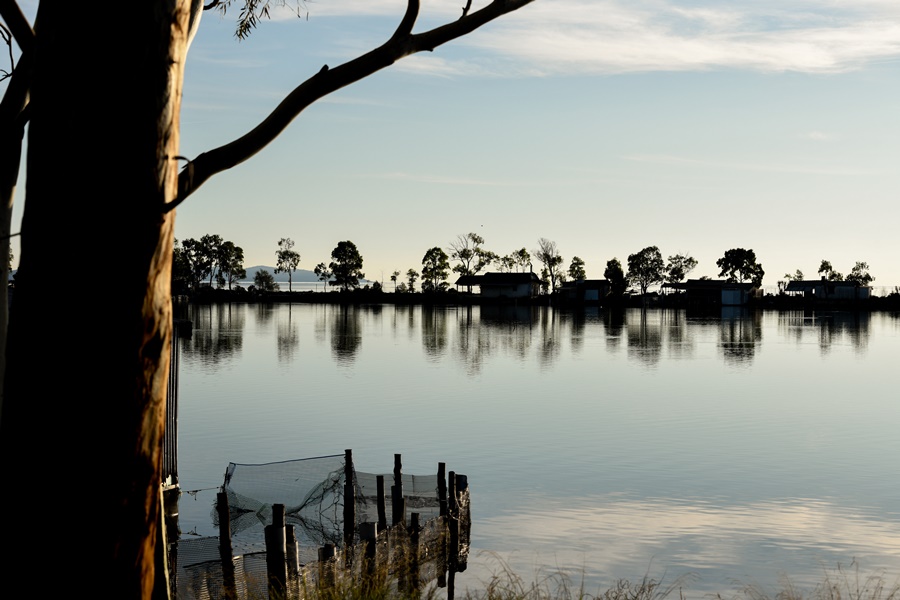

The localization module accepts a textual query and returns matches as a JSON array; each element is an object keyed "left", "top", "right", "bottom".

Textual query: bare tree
[
  {"left": 534, "top": 237, "right": 564, "bottom": 292},
  {"left": 0, "top": 0, "right": 537, "bottom": 595}
]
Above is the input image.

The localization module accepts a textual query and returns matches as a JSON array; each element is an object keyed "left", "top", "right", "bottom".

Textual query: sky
[{"left": 7, "top": 0, "right": 900, "bottom": 289}]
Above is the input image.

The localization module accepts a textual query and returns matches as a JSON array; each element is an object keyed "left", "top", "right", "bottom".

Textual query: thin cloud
[
  {"left": 623, "top": 153, "right": 878, "bottom": 176},
  {"left": 377, "top": 172, "right": 531, "bottom": 186},
  {"left": 805, "top": 131, "right": 836, "bottom": 141},
  {"left": 267, "top": 1, "right": 900, "bottom": 76}
]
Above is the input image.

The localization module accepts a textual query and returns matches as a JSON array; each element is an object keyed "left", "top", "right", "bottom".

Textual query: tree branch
[
  {"left": 167, "top": 0, "right": 535, "bottom": 212},
  {"left": 0, "top": 0, "right": 34, "bottom": 52}
]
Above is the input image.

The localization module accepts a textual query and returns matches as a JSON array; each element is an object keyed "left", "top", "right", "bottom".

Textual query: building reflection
[
  {"left": 718, "top": 308, "right": 762, "bottom": 364},
  {"left": 182, "top": 303, "right": 246, "bottom": 364},
  {"left": 776, "top": 310, "right": 871, "bottom": 354}
]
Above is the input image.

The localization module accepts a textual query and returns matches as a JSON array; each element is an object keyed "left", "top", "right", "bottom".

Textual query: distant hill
[
  {"left": 242, "top": 266, "right": 372, "bottom": 286},
  {"left": 243, "top": 265, "right": 321, "bottom": 283}
]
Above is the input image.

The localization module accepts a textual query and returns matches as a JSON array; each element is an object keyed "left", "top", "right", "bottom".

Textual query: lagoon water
[{"left": 175, "top": 303, "right": 900, "bottom": 594}]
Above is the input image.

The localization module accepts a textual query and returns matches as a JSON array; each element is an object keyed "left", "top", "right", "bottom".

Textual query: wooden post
[
  {"left": 376, "top": 475, "right": 387, "bottom": 532},
  {"left": 286, "top": 525, "right": 300, "bottom": 580},
  {"left": 216, "top": 491, "right": 237, "bottom": 600},
  {"left": 343, "top": 449, "right": 355, "bottom": 552},
  {"left": 437, "top": 462, "right": 448, "bottom": 518},
  {"left": 360, "top": 522, "right": 379, "bottom": 595},
  {"left": 448, "top": 471, "right": 459, "bottom": 571},
  {"left": 392, "top": 453, "right": 404, "bottom": 526},
  {"left": 409, "top": 512, "right": 421, "bottom": 596},
  {"left": 318, "top": 544, "right": 336, "bottom": 591},
  {"left": 455, "top": 474, "right": 469, "bottom": 572},
  {"left": 265, "top": 503, "right": 287, "bottom": 599},
  {"left": 437, "top": 462, "right": 448, "bottom": 588}
]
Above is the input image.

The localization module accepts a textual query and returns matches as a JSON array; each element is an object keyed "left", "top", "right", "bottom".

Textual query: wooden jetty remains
[{"left": 169, "top": 450, "right": 470, "bottom": 600}]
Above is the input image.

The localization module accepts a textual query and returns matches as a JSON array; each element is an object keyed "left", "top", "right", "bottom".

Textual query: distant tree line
[
  {"left": 173, "top": 234, "right": 246, "bottom": 294},
  {"left": 173, "top": 233, "right": 877, "bottom": 299}
]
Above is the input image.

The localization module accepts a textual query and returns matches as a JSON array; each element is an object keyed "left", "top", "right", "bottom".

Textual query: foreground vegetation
[{"left": 241, "top": 558, "right": 898, "bottom": 600}]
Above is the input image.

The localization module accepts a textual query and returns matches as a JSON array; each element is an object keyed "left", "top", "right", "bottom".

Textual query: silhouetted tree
[
  {"left": 253, "top": 269, "right": 279, "bottom": 293},
  {"left": 314, "top": 262, "right": 332, "bottom": 289},
  {"left": 422, "top": 247, "right": 450, "bottom": 292},
  {"left": 627, "top": 246, "right": 665, "bottom": 295},
  {"left": 604, "top": 258, "right": 628, "bottom": 297},
  {"left": 329, "top": 240, "right": 364, "bottom": 291},
  {"left": 406, "top": 268, "right": 419, "bottom": 293},
  {"left": 180, "top": 237, "right": 213, "bottom": 290},
  {"left": 534, "top": 238, "right": 563, "bottom": 292},
  {"left": 846, "top": 262, "right": 874, "bottom": 286},
  {"left": 568, "top": 256, "right": 586, "bottom": 281},
  {"left": 717, "top": 248, "right": 764, "bottom": 286},
  {"left": 390, "top": 270, "right": 401, "bottom": 291},
  {"left": 665, "top": 253, "right": 697, "bottom": 283},
  {"left": 450, "top": 233, "right": 492, "bottom": 276},
  {"left": 275, "top": 237, "right": 301, "bottom": 292},
  {"left": 818, "top": 259, "right": 843, "bottom": 281},
  {"left": 217, "top": 240, "right": 245, "bottom": 289}
]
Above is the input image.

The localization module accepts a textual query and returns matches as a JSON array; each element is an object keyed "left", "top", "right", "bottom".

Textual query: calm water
[{"left": 175, "top": 303, "right": 900, "bottom": 594}]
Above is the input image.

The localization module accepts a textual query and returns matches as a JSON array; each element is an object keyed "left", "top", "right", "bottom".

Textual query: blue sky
[{"left": 8, "top": 1, "right": 900, "bottom": 289}]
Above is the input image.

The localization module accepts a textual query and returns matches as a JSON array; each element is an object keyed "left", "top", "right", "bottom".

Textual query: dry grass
[{"left": 723, "top": 561, "right": 900, "bottom": 600}]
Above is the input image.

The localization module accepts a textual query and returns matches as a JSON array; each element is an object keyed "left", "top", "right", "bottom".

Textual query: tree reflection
[
  {"left": 421, "top": 306, "right": 449, "bottom": 358},
  {"left": 718, "top": 308, "right": 762, "bottom": 364},
  {"left": 627, "top": 308, "right": 662, "bottom": 367},
  {"left": 776, "top": 310, "right": 870, "bottom": 355},
  {"left": 277, "top": 304, "right": 299, "bottom": 362},
  {"left": 331, "top": 305, "right": 361, "bottom": 363},
  {"left": 604, "top": 309, "right": 626, "bottom": 350},
  {"left": 537, "top": 306, "right": 562, "bottom": 368},
  {"left": 183, "top": 303, "right": 245, "bottom": 365}
]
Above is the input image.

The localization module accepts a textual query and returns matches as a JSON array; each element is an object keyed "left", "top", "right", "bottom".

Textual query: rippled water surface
[{"left": 175, "top": 303, "right": 900, "bottom": 594}]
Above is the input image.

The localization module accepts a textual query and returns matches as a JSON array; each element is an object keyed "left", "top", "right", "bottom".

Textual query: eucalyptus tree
[
  {"left": 604, "top": 258, "right": 628, "bottom": 297},
  {"left": 422, "top": 246, "right": 450, "bottom": 292},
  {"left": 568, "top": 256, "right": 586, "bottom": 281},
  {"left": 846, "top": 262, "right": 874, "bottom": 286},
  {"left": 627, "top": 246, "right": 665, "bottom": 295},
  {"left": 450, "top": 232, "right": 496, "bottom": 277},
  {"left": 275, "top": 237, "right": 301, "bottom": 292},
  {"left": 0, "top": 0, "right": 539, "bottom": 593},
  {"left": 716, "top": 248, "right": 765, "bottom": 286},
  {"left": 253, "top": 268, "right": 279, "bottom": 293},
  {"left": 664, "top": 253, "right": 698, "bottom": 284},
  {"left": 217, "top": 240, "right": 245, "bottom": 289},
  {"left": 314, "top": 262, "right": 332, "bottom": 289},
  {"left": 818, "top": 259, "right": 843, "bottom": 281},
  {"left": 406, "top": 268, "right": 419, "bottom": 293},
  {"left": 534, "top": 238, "right": 563, "bottom": 292},
  {"left": 329, "top": 240, "right": 364, "bottom": 291}
]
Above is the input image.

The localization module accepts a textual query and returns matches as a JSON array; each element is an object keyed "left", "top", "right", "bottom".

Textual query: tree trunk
[{"left": 1, "top": 3, "right": 190, "bottom": 598}]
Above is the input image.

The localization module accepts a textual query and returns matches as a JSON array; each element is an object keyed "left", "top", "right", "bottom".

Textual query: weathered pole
[
  {"left": 376, "top": 474, "right": 387, "bottom": 532},
  {"left": 392, "top": 453, "right": 405, "bottom": 526},
  {"left": 265, "top": 504, "right": 287, "bottom": 599},
  {"left": 343, "top": 449, "right": 355, "bottom": 552},
  {"left": 216, "top": 492, "right": 236, "bottom": 599}
]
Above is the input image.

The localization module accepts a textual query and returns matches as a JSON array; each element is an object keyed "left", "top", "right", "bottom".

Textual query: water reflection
[
  {"left": 276, "top": 304, "right": 299, "bottom": 362},
  {"left": 183, "top": 304, "right": 245, "bottom": 363},
  {"left": 777, "top": 311, "right": 871, "bottom": 354},
  {"left": 330, "top": 305, "right": 361, "bottom": 363},
  {"left": 475, "top": 494, "right": 900, "bottom": 593},
  {"left": 627, "top": 309, "right": 663, "bottom": 366},
  {"left": 718, "top": 309, "right": 762, "bottom": 365},
  {"left": 181, "top": 304, "right": 881, "bottom": 374},
  {"left": 422, "top": 306, "right": 449, "bottom": 359}
]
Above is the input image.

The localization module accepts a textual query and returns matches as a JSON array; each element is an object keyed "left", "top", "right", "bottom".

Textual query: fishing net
[{"left": 214, "top": 454, "right": 347, "bottom": 555}]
